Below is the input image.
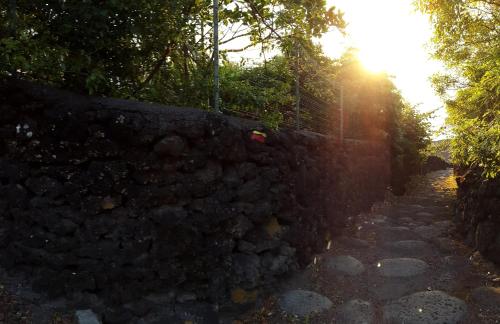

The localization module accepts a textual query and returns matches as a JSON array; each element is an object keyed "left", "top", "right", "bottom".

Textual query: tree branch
[
  {"left": 132, "top": 44, "right": 174, "bottom": 96},
  {"left": 220, "top": 31, "right": 253, "bottom": 45}
]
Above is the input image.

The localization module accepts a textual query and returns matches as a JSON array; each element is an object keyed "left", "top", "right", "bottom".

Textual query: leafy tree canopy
[
  {"left": 416, "top": 0, "right": 500, "bottom": 178},
  {"left": 0, "top": 0, "right": 431, "bottom": 192},
  {"left": 0, "top": 0, "right": 344, "bottom": 101}
]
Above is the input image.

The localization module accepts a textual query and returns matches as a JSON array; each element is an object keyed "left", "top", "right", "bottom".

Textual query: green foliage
[
  {"left": 220, "top": 57, "right": 293, "bottom": 127},
  {"left": 1, "top": 0, "right": 203, "bottom": 96},
  {"left": 0, "top": 0, "right": 431, "bottom": 189},
  {"left": 425, "top": 139, "right": 452, "bottom": 162},
  {"left": 417, "top": 0, "right": 500, "bottom": 178},
  {"left": 391, "top": 103, "right": 432, "bottom": 192},
  {"left": 328, "top": 50, "right": 431, "bottom": 193},
  {"left": 0, "top": 0, "right": 344, "bottom": 103},
  {"left": 450, "top": 112, "right": 500, "bottom": 178}
]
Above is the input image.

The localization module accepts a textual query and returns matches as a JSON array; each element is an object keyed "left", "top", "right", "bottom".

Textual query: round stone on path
[
  {"left": 338, "top": 237, "right": 370, "bottom": 249},
  {"left": 278, "top": 290, "right": 332, "bottom": 317},
  {"left": 383, "top": 291, "right": 467, "bottom": 324},
  {"left": 398, "top": 216, "right": 417, "bottom": 224},
  {"left": 377, "top": 226, "right": 419, "bottom": 241},
  {"left": 75, "top": 310, "right": 101, "bottom": 324},
  {"left": 415, "top": 225, "right": 442, "bottom": 239},
  {"left": 326, "top": 255, "right": 365, "bottom": 276},
  {"left": 383, "top": 240, "right": 430, "bottom": 255},
  {"left": 433, "top": 220, "right": 454, "bottom": 233},
  {"left": 432, "top": 237, "right": 456, "bottom": 252},
  {"left": 334, "top": 299, "right": 374, "bottom": 324},
  {"left": 471, "top": 286, "right": 500, "bottom": 311},
  {"left": 434, "top": 220, "right": 453, "bottom": 228},
  {"left": 372, "top": 214, "right": 388, "bottom": 224},
  {"left": 377, "top": 258, "right": 428, "bottom": 277},
  {"left": 370, "top": 280, "right": 425, "bottom": 301},
  {"left": 443, "top": 255, "right": 470, "bottom": 269},
  {"left": 390, "top": 226, "right": 410, "bottom": 230},
  {"left": 416, "top": 211, "right": 434, "bottom": 219}
]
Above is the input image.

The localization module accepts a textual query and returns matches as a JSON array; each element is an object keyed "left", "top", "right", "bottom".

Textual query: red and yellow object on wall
[{"left": 250, "top": 130, "right": 267, "bottom": 143}]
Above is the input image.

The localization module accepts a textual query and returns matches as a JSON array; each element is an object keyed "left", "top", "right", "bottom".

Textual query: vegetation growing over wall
[
  {"left": 417, "top": 0, "right": 500, "bottom": 178},
  {"left": 0, "top": 0, "right": 431, "bottom": 193},
  {"left": 0, "top": 0, "right": 344, "bottom": 99}
]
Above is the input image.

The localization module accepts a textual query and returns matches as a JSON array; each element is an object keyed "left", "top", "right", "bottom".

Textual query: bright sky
[
  {"left": 323, "top": 0, "right": 447, "bottom": 134},
  {"left": 224, "top": 0, "right": 447, "bottom": 136}
]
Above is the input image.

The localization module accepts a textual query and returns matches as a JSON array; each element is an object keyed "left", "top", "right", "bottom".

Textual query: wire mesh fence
[
  {"left": 206, "top": 0, "right": 347, "bottom": 139},
  {"left": 217, "top": 56, "right": 345, "bottom": 140},
  {"left": 221, "top": 84, "right": 344, "bottom": 139}
]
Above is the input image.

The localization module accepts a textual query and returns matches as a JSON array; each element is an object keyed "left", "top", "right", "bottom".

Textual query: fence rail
[{"left": 218, "top": 73, "right": 345, "bottom": 141}]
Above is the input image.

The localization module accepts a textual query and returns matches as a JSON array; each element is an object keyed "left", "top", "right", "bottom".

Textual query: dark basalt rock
[
  {"left": 455, "top": 169, "right": 500, "bottom": 264},
  {"left": 154, "top": 135, "right": 187, "bottom": 157},
  {"left": 422, "top": 155, "right": 451, "bottom": 173},
  {"left": 0, "top": 78, "right": 391, "bottom": 313}
]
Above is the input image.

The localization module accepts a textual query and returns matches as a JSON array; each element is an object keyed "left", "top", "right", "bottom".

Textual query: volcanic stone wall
[
  {"left": 455, "top": 170, "right": 500, "bottom": 264},
  {"left": 0, "top": 79, "right": 390, "bottom": 306}
]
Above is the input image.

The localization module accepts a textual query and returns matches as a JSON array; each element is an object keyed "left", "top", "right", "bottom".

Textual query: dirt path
[{"left": 241, "top": 169, "right": 500, "bottom": 323}]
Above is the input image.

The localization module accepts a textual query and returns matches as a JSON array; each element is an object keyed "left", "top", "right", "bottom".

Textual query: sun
[
  {"left": 357, "top": 49, "right": 390, "bottom": 73},
  {"left": 322, "top": 0, "right": 447, "bottom": 130}
]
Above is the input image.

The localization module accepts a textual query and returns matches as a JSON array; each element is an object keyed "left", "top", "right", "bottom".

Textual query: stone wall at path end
[{"left": 0, "top": 78, "right": 390, "bottom": 308}]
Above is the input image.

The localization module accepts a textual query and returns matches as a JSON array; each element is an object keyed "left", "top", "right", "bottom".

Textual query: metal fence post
[
  {"left": 340, "top": 84, "right": 344, "bottom": 144},
  {"left": 8, "top": 0, "right": 17, "bottom": 36},
  {"left": 295, "top": 44, "right": 300, "bottom": 130},
  {"left": 213, "top": 0, "right": 220, "bottom": 113},
  {"left": 7, "top": 0, "right": 17, "bottom": 77}
]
